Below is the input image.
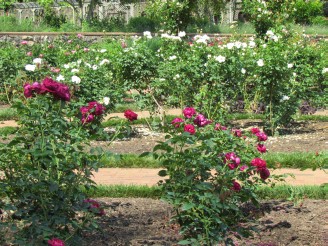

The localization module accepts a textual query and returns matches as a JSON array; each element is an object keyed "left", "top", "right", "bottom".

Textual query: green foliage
[
  {"left": 0, "top": 87, "right": 110, "bottom": 244},
  {"left": 292, "top": 0, "right": 323, "bottom": 25},
  {"left": 126, "top": 16, "right": 159, "bottom": 32},
  {"left": 151, "top": 106, "right": 284, "bottom": 245}
]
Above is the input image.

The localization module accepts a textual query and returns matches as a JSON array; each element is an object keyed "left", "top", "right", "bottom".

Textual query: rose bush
[
  {"left": 0, "top": 78, "right": 111, "bottom": 245},
  {"left": 148, "top": 107, "right": 284, "bottom": 245}
]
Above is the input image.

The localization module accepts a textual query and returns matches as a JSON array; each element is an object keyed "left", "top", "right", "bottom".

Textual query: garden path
[{"left": 92, "top": 168, "right": 328, "bottom": 186}]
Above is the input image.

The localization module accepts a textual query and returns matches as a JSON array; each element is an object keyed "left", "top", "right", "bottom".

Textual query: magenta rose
[
  {"left": 41, "top": 77, "right": 71, "bottom": 101},
  {"left": 224, "top": 152, "right": 241, "bottom": 170},
  {"left": 257, "top": 144, "right": 267, "bottom": 153},
  {"left": 232, "top": 129, "right": 242, "bottom": 137},
  {"left": 23, "top": 82, "right": 43, "bottom": 98},
  {"left": 251, "top": 127, "right": 260, "bottom": 134},
  {"left": 231, "top": 181, "right": 241, "bottom": 192},
  {"left": 183, "top": 107, "right": 196, "bottom": 119},
  {"left": 48, "top": 238, "right": 65, "bottom": 246},
  {"left": 239, "top": 165, "right": 248, "bottom": 172},
  {"left": 124, "top": 109, "right": 138, "bottom": 121},
  {"left": 83, "top": 199, "right": 105, "bottom": 216},
  {"left": 251, "top": 158, "right": 267, "bottom": 170},
  {"left": 193, "top": 114, "right": 211, "bottom": 127},
  {"left": 88, "top": 101, "right": 106, "bottom": 116},
  {"left": 184, "top": 124, "right": 196, "bottom": 135},
  {"left": 259, "top": 168, "right": 270, "bottom": 180},
  {"left": 256, "top": 131, "right": 268, "bottom": 142},
  {"left": 81, "top": 114, "right": 94, "bottom": 124},
  {"left": 171, "top": 117, "right": 184, "bottom": 128}
]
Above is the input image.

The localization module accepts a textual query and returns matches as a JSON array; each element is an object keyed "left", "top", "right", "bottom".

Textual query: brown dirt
[
  {"left": 82, "top": 198, "right": 328, "bottom": 246},
  {"left": 97, "top": 120, "right": 328, "bottom": 154}
]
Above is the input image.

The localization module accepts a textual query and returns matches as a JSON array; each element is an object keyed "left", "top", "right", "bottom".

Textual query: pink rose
[
  {"left": 256, "top": 132, "right": 268, "bottom": 142},
  {"left": 50, "top": 67, "right": 60, "bottom": 73},
  {"left": 193, "top": 114, "right": 211, "bottom": 127},
  {"left": 232, "top": 129, "right": 242, "bottom": 137},
  {"left": 48, "top": 238, "right": 65, "bottom": 246},
  {"left": 239, "top": 165, "right": 248, "bottom": 171},
  {"left": 23, "top": 82, "right": 43, "bottom": 98},
  {"left": 21, "top": 40, "right": 28, "bottom": 45},
  {"left": 231, "top": 181, "right": 241, "bottom": 192},
  {"left": 77, "top": 33, "right": 83, "bottom": 38},
  {"left": 39, "top": 54, "right": 44, "bottom": 58},
  {"left": 121, "top": 42, "right": 127, "bottom": 48},
  {"left": 184, "top": 124, "right": 196, "bottom": 135},
  {"left": 224, "top": 152, "right": 241, "bottom": 170},
  {"left": 124, "top": 109, "right": 138, "bottom": 121},
  {"left": 171, "top": 117, "right": 184, "bottom": 128},
  {"left": 257, "top": 144, "right": 267, "bottom": 153},
  {"left": 67, "top": 40, "right": 72, "bottom": 44},
  {"left": 183, "top": 107, "right": 196, "bottom": 119},
  {"left": 251, "top": 128, "right": 260, "bottom": 134},
  {"left": 214, "top": 123, "right": 227, "bottom": 130},
  {"left": 26, "top": 51, "right": 32, "bottom": 56},
  {"left": 71, "top": 50, "right": 76, "bottom": 54},
  {"left": 84, "top": 48, "right": 89, "bottom": 52}
]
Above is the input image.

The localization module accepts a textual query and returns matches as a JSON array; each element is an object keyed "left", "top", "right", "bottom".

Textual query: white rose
[
  {"left": 33, "top": 58, "right": 42, "bottom": 64},
  {"left": 25, "top": 64, "right": 36, "bottom": 71},
  {"left": 257, "top": 59, "right": 264, "bottom": 67},
  {"left": 71, "top": 75, "right": 81, "bottom": 84},
  {"left": 215, "top": 55, "right": 226, "bottom": 63}
]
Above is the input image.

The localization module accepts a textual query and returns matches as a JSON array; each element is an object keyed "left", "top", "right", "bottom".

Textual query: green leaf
[
  {"left": 182, "top": 203, "right": 195, "bottom": 211},
  {"left": 178, "top": 240, "right": 192, "bottom": 245}
]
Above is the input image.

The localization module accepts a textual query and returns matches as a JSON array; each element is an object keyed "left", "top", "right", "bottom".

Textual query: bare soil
[
  {"left": 82, "top": 198, "right": 328, "bottom": 246},
  {"left": 82, "top": 119, "right": 328, "bottom": 246}
]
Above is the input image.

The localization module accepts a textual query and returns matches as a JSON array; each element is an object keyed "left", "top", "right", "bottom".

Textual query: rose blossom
[
  {"left": 239, "top": 165, "right": 248, "bottom": 171},
  {"left": 251, "top": 127, "right": 260, "bottom": 134},
  {"left": 88, "top": 101, "right": 106, "bottom": 116},
  {"left": 21, "top": 40, "right": 28, "bottom": 45},
  {"left": 259, "top": 168, "right": 270, "bottom": 180},
  {"left": 257, "top": 144, "right": 267, "bottom": 153},
  {"left": 232, "top": 129, "right": 242, "bottom": 137},
  {"left": 26, "top": 51, "right": 32, "bottom": 56},
  {"left": 83, "top": 199, "right": 105, "bottom": 216},
  {"left": 183, "top": 107, "right": 196, "bottom": 118},
  {"left": 48, "top": 238, "right": 65, "bottom": 246},
  {"left": 224, "top": 152, "right": 241, "bottom": 170},
  {"left": 171, "top": 117, "right": 184, "bottom": 128},
  {"left": 251, "top": 158, "right": 267, "bottom": 170},
  {"left": 231, "top": 181, "right": 241, "bottom": 192},
  {"left": 124, "top": 109, "right": 138, "bottom": 121},
  {"left": 256, "top": 131, "right": 268, "bottom": 141},
  {"left": 184, "top": 124, "right": 195, "bottom": 135},
  {"left": 193, "top": 114, "right": 211, "bottom": 127},
  {"left": 42, "top": 77, "right": 71, "bottom": 101}
]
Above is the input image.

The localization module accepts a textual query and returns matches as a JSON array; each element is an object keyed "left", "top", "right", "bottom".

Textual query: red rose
[
  {"left": 88, "top": 101, "right": 106, "bottom": 116},
  {"left": 232, "top": 129, "right": 242, "bottom": 137},
  {"left": 183, "top": 107, "right": 196, "bottom": 119},
  {"left": 251, "top": 158, "right": 267, "bottom": 170},
  {"left": 257, "top": 144, "right": 267, "bottom": 153},
  {"left": 84, "top": 199, "right": 105, "bottom": 216},
  {"left": 259, "top": 168, "right": 270, "bottom": 180},
  {"left": 251, "top": 127, "right": 260, "bottom": 134},
  {"left": 41, "top": 77, "right": 70, "bottom": 101},
  {"left": 224, "top": 152, "right": 241, "bottom": 170},
  {"left": 48, "top": 238, "right": 65, "bottom": 246},
  {"left": 171, "top": 117, "right": 184, "bottom": 128},
  {"left": 256, "top": 131, "right": 268, "bottom": 142},
  {"left": 231, "top": 181, "right": 241, "bottom": 192},
  {"left": 124, "top": 109, "right": 138, "bottom": 121},
  {"left": 184, "top": 124, "right": 196, "bottom": 135}
]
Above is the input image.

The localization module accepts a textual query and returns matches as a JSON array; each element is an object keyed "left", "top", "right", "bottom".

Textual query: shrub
[
  {"left": 292, "top": 0, "right": 323, "bottom": 25},
  {"left": 0, "top": 78, "right": 110, "bottom": 244},
  {"left": 151, "top": 107, "right": 284, "bottom": 245},
  {"left": 126, "top": 16, "right": 159, "bottom": 32}
]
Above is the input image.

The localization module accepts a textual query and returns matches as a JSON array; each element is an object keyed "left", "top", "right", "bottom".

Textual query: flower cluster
[
  {"left": 83, "top": 199, "right": 105, "bottom": 216},
  {"left": 24, "top": 77, "right": 70, "bottom": 101},
  {"left": 251, "top": 158, "right": 270, "bottom": 180},
  {"left": 48, "top": 238, "right": 65, "bottom": 246},
  {"left": 124, "top": 109, "right": 138, "bottom": 121},
  {"left": 80, "top": 101, "right": 106, "bottom": 124},
  {"left": 251, "top": 127, "right": 268, "bottom": 153}
]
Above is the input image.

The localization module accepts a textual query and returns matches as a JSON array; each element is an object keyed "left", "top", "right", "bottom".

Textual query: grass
[
  {"left": 0, "top": 126, "right": 17, "bottom": 136},
  {"left": 99, "top": 153, "right": 160, "bottom": 168},
  {"left": 0, "top": 108, "right": 18, "bottom": 121},
  {"left": 86, "top": 184, "right": 328, "bottom": 199},
  {"left": 99, "top": 151, "right": 328, "bottom": 169},
  {"left": 265, "top": 152, "right": 328, "bottom": 169}
]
